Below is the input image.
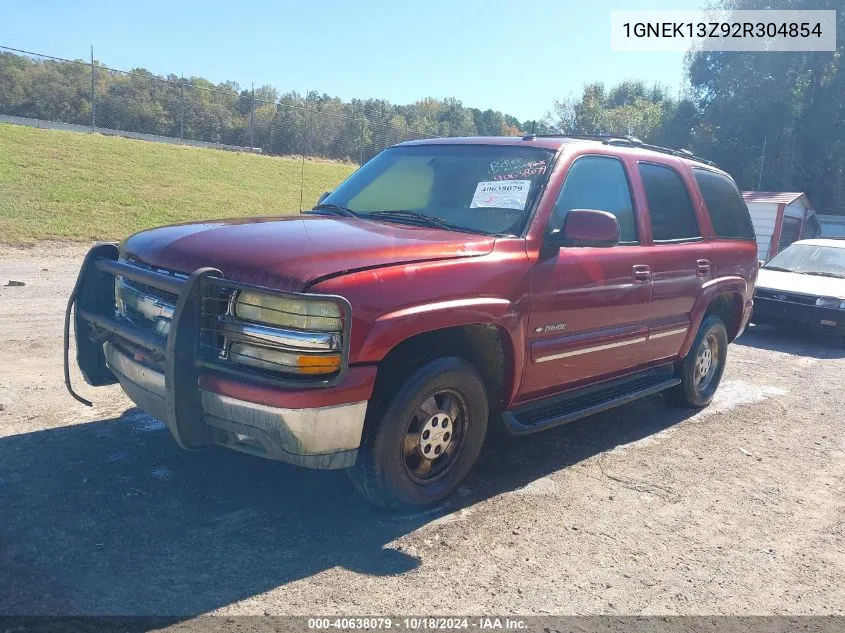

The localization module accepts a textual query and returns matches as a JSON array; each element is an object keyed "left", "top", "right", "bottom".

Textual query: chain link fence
[{"left": 0, "top": 45, "right": 443, "bottom": 163}]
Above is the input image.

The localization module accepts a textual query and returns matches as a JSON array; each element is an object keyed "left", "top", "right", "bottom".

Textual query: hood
[
  {"left": 757, "top": 268, "right": 845, "bottom": 299},
  {"left": 120, "top": 215, "right": 495, "bottom": 291}
]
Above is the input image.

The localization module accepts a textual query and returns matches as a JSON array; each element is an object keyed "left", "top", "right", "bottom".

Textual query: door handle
[
  {"left": 696, "top": 259, "right": 712, "bottom": 276},
  {"left": 632, "top": 265, "right": 651, "bottom": 283}
]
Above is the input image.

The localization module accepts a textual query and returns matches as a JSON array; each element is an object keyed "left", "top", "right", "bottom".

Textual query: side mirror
[
  {"left": 317, "top": 191, "right": 332, "bottom": 204},
  {"left": 758, "top": 260, "right": 765, "bottom": 268},
  {"left": 547, "top": 209, "right": 621, "bottom": 249}
]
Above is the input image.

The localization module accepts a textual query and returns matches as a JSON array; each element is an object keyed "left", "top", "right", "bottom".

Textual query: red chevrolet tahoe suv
[{"left": 66, "top": 135, "right": 758, "bottom": 508}]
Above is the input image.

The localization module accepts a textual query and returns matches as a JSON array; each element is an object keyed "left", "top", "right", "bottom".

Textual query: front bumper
[
  {"left": 752, "top": 295, "right": 845, "bottom": 336},
  {"left": 105, "top": 342, "right": 366, "bottom": 468},
  {"left": 65, "top": 243, "right": 368, "bottom": 470}
]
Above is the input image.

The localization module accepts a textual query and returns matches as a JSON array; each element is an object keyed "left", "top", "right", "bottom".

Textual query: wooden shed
[{"left": 741, "top": 191, "right": 819, "bottom": 261}]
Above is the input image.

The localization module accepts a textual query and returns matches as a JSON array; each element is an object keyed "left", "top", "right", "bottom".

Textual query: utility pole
[
  {"left": 179, "top": 75, "right": 185, "bottom": 142},
  {"left": 757, "top": 136, "right": 767, "bottom": 190},
  {"left": 250, "top": 82, "right": 255, "bottom": 149},
  {"left": 299, "top": 107, "right": 310, "bottom": 212},
  {"left": 359, "top": 120, "right": 364, "bottom": 166},
  {"left": 90, "top": 45, "right": 96, "bottom": 130}
]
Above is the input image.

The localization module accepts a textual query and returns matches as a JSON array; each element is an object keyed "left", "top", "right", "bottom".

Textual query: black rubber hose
[{"left": 64, "top": 279, "right": 93, "bottom": 407}]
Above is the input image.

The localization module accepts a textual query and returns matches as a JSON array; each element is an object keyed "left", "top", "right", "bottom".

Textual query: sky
[{"left": 1, "top": 0, "right": 707, "bottom": 122}]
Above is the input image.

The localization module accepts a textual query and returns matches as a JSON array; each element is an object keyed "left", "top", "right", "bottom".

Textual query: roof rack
[
  {"left": 604, "top": 138, "right": 716, "bottom": 167},
  {"left": 527, "top": 133, "right": 637, "bottom": 143},
  {"left": 525, "top": 133, "right": 716, "bottom": 166}
]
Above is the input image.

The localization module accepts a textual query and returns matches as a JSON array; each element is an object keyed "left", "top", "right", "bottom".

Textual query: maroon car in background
[{"left": 66, "top": 135, "right": 759, "bottom": 508}]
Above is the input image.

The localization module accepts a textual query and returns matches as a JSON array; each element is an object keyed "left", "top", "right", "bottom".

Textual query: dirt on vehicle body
[
  {"left": 1, "top": 243, "right": 845, "bottom": 616},
  {"left": 66, "top": 135, "right": 759, "bottom": 507}
]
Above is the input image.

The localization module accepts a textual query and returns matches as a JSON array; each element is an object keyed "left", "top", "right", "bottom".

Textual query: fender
[
  {"left": 679, "top": 275, "right": 748, "bottom": 357},
  {"left": 356, "top": 297, "right": 528, "bottom": 407},
  {"left": 309, "top": 241, "right": 533, "bottom": 407}
]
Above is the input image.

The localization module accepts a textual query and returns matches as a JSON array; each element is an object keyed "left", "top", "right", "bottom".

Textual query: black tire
[
  {"left": 348, "top": 357, "right": 488, "bottom": 509},
  {"left": 665, "top": 315, "right": 728, "bottom": 409}
]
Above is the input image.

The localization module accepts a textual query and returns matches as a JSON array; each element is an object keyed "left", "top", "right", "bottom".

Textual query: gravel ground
[{"left": 1, "top": 243, "right": 844, "bottom": 617}]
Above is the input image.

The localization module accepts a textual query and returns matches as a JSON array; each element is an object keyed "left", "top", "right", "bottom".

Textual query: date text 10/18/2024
[{"left": 307, "top": 617, "right": 528, "bottom": 630}]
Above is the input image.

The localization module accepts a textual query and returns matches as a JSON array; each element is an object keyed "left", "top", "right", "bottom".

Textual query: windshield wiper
[
  {"left": 802, "top": 271, "right": 845, "bottom": 279},
  {"left": 306, "top": 203, "right": 360, "bottom": 218},
  {"left": 763, "top": 265, "right": 797, "bottom": 273},
  {"left": 367, "top": 210, "right": 478, "bottom": 234}
]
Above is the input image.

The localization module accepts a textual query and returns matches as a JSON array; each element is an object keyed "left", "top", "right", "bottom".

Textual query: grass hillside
[{"left": 0, "top": 124, "right": 356, "bottom": 243}]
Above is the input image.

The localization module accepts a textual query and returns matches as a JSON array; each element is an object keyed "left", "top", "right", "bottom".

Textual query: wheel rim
[
  {"left": 401, "top": 388, "right": 468, "bottom": 484},
  {"left": 694, "top": 333, "right": 719, "bottom": 392}
]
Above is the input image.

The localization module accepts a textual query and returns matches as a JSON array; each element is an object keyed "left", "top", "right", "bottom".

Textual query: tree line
[
  {"left": 547, "top": 0, "right": 844, "bottom": 214},
  {"left": 0, "top": 50, "right": 525, "bottom": 163},
  {"left": 0, "top": 0, "right": 842, "bottom": 213}
]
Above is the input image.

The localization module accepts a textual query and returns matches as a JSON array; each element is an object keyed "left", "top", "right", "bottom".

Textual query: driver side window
[{"left": 549, "top": 155, "right": 638, "bottom": 243}]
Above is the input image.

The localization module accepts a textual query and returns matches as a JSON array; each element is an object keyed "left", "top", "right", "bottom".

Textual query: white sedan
[{"left": 751, "top": 239, "right": 845, "bottom": 343}]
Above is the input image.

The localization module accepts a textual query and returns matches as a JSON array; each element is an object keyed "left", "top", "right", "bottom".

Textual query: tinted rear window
[
  {"left": 638, "top": 163, "right": 701, "bottom": 241},
  {"left": 693, "top": 169, "right": 756, "bottom": 240}
]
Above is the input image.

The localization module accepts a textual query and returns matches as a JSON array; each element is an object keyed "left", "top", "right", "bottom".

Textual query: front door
[{"left": 522, "top": 155, "right": 653, "bottom": 400}]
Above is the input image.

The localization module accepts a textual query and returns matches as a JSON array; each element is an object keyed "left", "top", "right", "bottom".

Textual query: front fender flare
[{"left": 355, "top": 297, "right": 527, "bottom": 405}]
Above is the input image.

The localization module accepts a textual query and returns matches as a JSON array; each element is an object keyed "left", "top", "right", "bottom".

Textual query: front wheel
[
  {"left": 665, "top": 315, "right": 728, "bottom": 408},
  {"left": 348, "top": 357, "right": 488, "bottom": 509}
]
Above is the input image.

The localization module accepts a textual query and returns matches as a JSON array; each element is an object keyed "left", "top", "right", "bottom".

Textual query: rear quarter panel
[
  {"left": 676, "top": 235, "right": 757, "bottom": 357},
  {"left": 679, "top": 161, "right": 758, "bottom": 352}
]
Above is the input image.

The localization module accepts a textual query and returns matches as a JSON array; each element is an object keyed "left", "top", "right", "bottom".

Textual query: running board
[{"left": 502, "top": 369, "right": 681, "bottom": 435}]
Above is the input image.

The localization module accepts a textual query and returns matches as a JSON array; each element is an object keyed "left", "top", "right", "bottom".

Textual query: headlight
[
  {"left": 815, "top": 297, "right": 845, "bottom": 310},
  {"left": 226, "top": 290, "right": 345, "bottom": 377},
  {"left": 234, "top": 291, "right": 342, "bottom": 331}
]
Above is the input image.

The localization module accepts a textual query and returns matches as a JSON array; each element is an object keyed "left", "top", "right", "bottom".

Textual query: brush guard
[{"left": 64, "top": 243, "right": 351, "bottom": 450}]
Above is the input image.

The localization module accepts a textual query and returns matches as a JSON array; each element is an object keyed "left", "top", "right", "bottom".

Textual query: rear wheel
[
  {"left": 665, "top": 315, "right": 728, "bottom": 408},
  {"left": 348, "top": 357, "right": 488, "bottom": 509}
]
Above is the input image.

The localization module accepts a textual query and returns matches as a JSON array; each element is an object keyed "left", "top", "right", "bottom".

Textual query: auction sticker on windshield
[{"left": 470, "top": 180, "right": 531, "bottom": 210}]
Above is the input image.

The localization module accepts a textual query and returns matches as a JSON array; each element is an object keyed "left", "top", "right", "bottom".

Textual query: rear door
[
  {"left": 637, "top": 161, "right": 713, "bottom": 360},
  {"left": 691, "top": 167, "right": 758, "bottom": 283}
]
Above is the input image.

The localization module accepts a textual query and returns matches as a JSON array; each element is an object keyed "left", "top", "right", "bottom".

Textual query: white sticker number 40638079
[{"left": 470, "top": 180, "right": 531, "bottom": 210}]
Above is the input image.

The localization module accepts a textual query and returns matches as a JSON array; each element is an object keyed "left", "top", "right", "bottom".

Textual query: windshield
[
  {"left": 317, "top": 144, "right": 556, "bottom": 235},
  {"left": 764, "top": 243, "right": 845, "bottom": 278}
]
